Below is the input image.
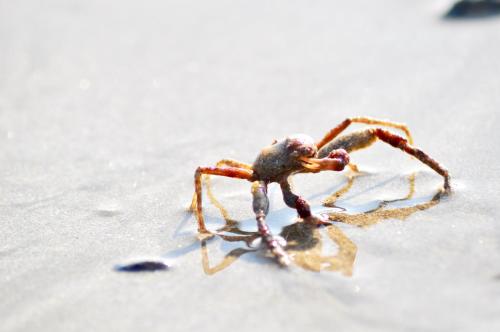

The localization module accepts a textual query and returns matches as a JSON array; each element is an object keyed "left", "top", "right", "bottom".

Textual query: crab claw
[{"left": 300, "top": 149, "right": 350, "bottom": 172}]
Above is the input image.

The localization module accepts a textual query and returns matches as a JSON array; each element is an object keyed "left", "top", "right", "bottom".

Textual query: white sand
[{"left": 1, "top": 0, "right": 500, "bottom": 331}]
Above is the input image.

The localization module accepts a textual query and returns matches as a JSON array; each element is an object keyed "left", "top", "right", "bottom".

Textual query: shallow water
[{"left": 177, "top": 171, "right": 446, "bottom": 276}]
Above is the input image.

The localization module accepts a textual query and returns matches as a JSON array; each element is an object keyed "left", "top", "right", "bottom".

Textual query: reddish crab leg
[
  {"left": 372, "top": 128, "right": 450, "bottom": 192},
  {"left": 194, "top": 166, "right": 253, "bottom": 233},
  {"left": 316, "top": 117, "right": 413, "bottom": 150}
]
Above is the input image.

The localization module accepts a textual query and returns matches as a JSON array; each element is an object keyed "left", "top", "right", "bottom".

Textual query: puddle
[{"left": 177, "top": 171, "right": 448, "bottom": 276}]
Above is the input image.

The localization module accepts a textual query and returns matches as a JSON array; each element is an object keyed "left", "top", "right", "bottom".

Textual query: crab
[{"left": 190, "top": 117, "right": 450, "bottom": 266}]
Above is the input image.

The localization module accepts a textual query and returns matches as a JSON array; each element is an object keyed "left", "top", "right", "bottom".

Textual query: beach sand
[{"left": 1, "top": 1, "right": 500, "bottom": 331}]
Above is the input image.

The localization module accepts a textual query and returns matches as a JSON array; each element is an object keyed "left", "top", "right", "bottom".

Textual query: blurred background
[{"left": 1, "top": 1, "right": 500, "bottom": 331}]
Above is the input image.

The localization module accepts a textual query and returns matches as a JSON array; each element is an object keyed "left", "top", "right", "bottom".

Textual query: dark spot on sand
[
  {"left": 444, "top": 0, "right": 500, "bottom": 19},
  {"left": 115, "top": 261, "right": 169, "bottom": 272},
  {"left": 96, "top": 209, "right": 121, "bottom": 217}
]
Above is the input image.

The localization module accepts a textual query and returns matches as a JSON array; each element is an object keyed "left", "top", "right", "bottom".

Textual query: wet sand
[{"left": 1, "top": 1, "right": 500, "bottom": 331}]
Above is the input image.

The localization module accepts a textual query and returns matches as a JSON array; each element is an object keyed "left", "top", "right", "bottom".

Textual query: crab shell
[{"left": 252, "top": 134, "right": 318, "bottom": 182}]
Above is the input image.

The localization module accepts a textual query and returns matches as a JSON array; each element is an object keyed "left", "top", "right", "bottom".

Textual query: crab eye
[
  {"left": 286, "top": 139, "right": 316, "bottom": 157},
  {"left": 286, "top": 139, "right": 303, "bottom": 152},
  {"left": 301, "top": 146, "right": 315, "bottom": 157}
]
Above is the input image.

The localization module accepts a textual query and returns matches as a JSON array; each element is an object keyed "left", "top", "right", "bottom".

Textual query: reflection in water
[
  {"left": 280, "top": 222, "right": 357, "bottom": 275},
  {"left": 199, "top": 172, "right": 445, "bottom": 276}
]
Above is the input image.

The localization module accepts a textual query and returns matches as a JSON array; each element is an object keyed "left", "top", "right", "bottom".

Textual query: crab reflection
[{"left": 200, "top": 172, "right": 444, "bottom": 276}]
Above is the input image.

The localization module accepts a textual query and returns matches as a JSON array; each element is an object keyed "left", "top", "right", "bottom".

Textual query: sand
[{"left": 1, "top": 0, "right": 500, "bottom": 331}]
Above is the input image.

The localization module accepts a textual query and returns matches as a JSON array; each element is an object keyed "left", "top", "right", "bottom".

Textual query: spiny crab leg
[{"left": 300, "top": 149, "right": 350, "bottom": 172}]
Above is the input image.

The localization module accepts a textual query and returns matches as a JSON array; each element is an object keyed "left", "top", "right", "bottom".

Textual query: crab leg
[
  {"left": 279, "top": 178, "right": 331, "bottom": 226},
  {"left": 194, "top": 166, "right": 253, "bottom": 233},
  {"left": 317, "top": 128, "right": 450, "bottom": 192},
  {"left": 373, "top": 128, "right": 450, "bottom": 192},
  {"left": 316, "top": 116, "right": 414, "bottom": 150},
  {"left": 252, "top": 181, "right": 290, "bottom": 266},
  {"left": 215, "top": 159, "right": 253, "bottom": 170},
  {"left": 280, "top": 179, "right": 312, "bottom": 220},
  {"left": 190, "top": 159, "right": 252, "bottom": 213}
]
